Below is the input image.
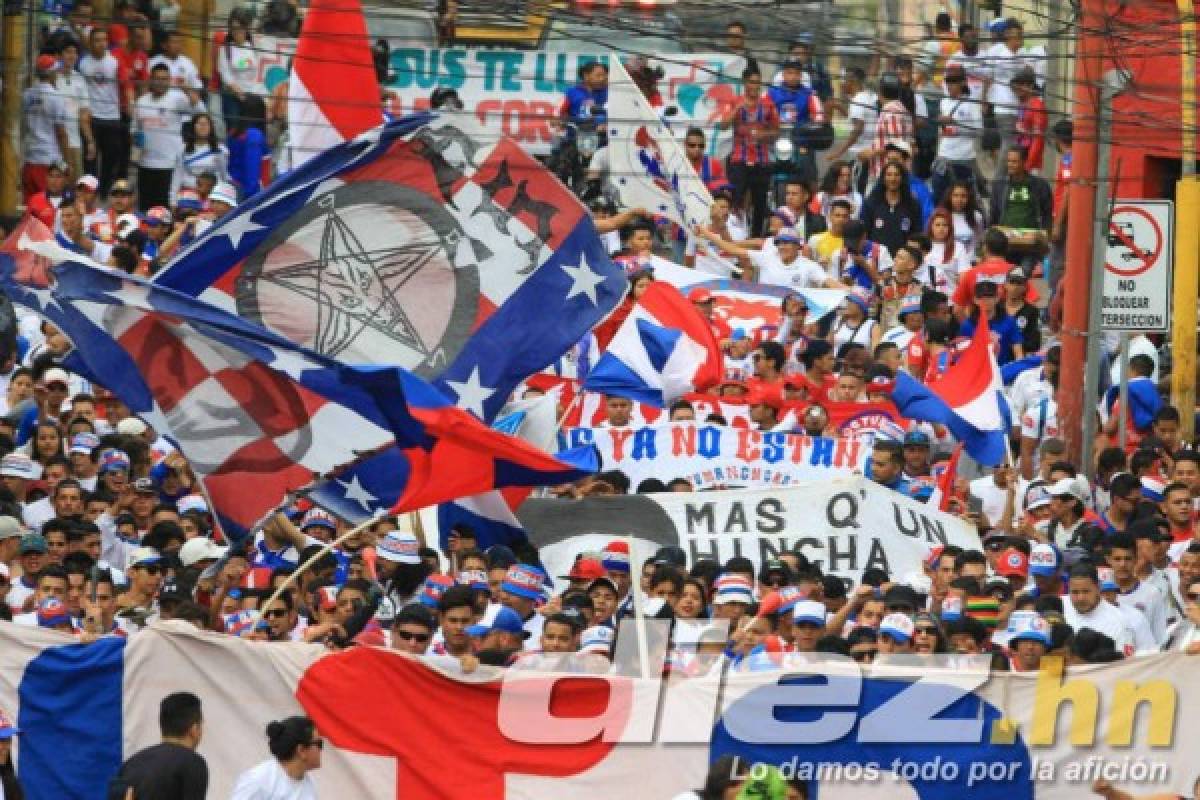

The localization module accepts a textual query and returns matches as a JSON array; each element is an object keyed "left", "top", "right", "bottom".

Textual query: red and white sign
[{"left": 1101, "top": 200, "right": 1173, "bottom": 332}]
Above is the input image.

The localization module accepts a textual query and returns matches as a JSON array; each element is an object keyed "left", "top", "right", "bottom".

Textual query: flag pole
[
  {"left": 260, "top": 512, "right": 382, "bottom": 618},
  {"left": 554, "top": 391, "right": 583, "bottom": 435},
  {"left": 625, "top": 536, "right": 652, "bottom": 680}
]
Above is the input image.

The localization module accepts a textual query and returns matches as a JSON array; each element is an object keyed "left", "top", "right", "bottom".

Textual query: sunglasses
[
  {"left": 851, "top": 649, "right": 877, "bottom": 662},
  {"left": 915, "top": 626, "right": 938, "bottom": 635},
  {"left": 307, "top": 739, "right": 324, "bottom": 750},
  {"left": 263, "top": 608, "right": 288, "bottom": 619},
  {"left": 394, "top": 630, "right": 431, "bottom": 643}
]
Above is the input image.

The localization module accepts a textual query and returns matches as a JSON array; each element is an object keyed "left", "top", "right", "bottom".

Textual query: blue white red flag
[
  {"left": 286, "top": 0, "right": 381, "bottom": 168},
  {"left": 891, "top": 317, "right": 1009, "bottom": 467},
  {"left": 154, "top": 114, "right": 625, "bottom": 423},
  {"left": 605, "top": 59, "right": 712, "bottom": 230},
  {"left": 0, "top": 253, "right": 596, "bottom": 538},
  {"left": 583, "top": 281, "right": 722, "bottom": 407},
  {"left": 1101, "top": 375, "right": 1162, "bottom": 432}
]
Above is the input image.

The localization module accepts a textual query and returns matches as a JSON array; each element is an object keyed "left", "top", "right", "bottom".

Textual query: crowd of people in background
[{"left": 3, "top": 4, "right": 1199, "bottom": 799}]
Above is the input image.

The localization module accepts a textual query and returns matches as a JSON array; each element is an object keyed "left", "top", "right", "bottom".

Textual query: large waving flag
[
  {"left": 606, "top": 59, "right": 712, "bottom": 230},
  {"left": 154, "top": 114, "right": 626, "bottom": 423},
  {"left": 0, "top": 253, "right": 595, "bottom": 538},
  {"left": 287, "top": 0, "right": 382, "bottom": 168},
  {"left": 583, "top": 281, "right": 722, "bottom": 407},
  {"left": 891, "top": 317, "right": 1009, "bottom": 466}
]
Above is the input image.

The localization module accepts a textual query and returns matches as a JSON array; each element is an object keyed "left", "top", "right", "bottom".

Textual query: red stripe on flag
[
  {"left": 291, "top": 0, "right": 382, "bottom": 141},
  {"left": 472, "top": 138, "right": 582, "bottom": 249},
  {"left": 929, "top": 315, "right": 996, "bottom": 408},
  {"left": 119, "top": 317, "right": 211, "bottom": 413}
]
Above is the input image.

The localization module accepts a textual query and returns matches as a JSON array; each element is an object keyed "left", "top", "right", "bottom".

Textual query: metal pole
[
  {"left": 1080, "top": 86, "right": 1114, "bottom": 473},
  {"left": 1058, "top": 0, "right": 1106, "bottom": 466},
  {"left": 1172, "top": 0, "right": 1198, "bottom": 443},
  {"left": 1118, "top": 333, "right": 1130, "bottom": 451}
]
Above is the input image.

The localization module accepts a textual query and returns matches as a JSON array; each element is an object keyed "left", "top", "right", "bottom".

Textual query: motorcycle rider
[{"left": 767, "top": 59, "right": 825, "bottom": 186}]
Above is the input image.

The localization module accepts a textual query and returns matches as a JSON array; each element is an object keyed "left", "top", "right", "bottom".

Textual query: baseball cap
[
  {"left": 0, "top": 516, "right": 23, "bottom": 542},
  {"left": 75, "top": 175, "right": 99, "bottom": 191},
  {"left": 0, "top": 454, "right": 39, "bottom": 481},
  {"left": 18, "top": 533, "right": 47, "bottom": 555},
  {"left": 899, "top": 293, "right": 924, "bottom": 318},
  {"left": 457, "top": 569, "right": 489, "bottom": 591},
  {"left": 1097, "top": 566, "right": 1120, "bottom": 592},
  {"left": 208, "top": 182, "right": 238, "bottom": 208},
  {"left": 37, "top": 598, "right": 72, "bottom": 629},
  {"left": 128, "top": 546, "right": 162, "bottom": 568},
  {"left": 177, "top": 494, "right": 208, "bottom": 515},
  {"left": 792, "top": 600, "right": 826, "bottom": 627},
  {"left": 745, "top": 386, "right": 782, "bottom": 412},
  {"left": 43, "top": 367, "right": 70, "bottom": 386},
  {"left": 69, "top": 432, "right": 101, "bottom": 455},
  {"left": 116, "top": 417, "right": 148, "bottom": 436},
  {"left": 1006, "top": 610, "right": 1051, "bottom": 646},
  {"left": 97, "top": 449, "right": 132, "bottom": 474},
  {"left": 0, "top": 707, "right": 18, "bottom": 739},
  {"left": 580, "top": 625, "right": 615, "bottom": 655},
  {"left": 586, "top": 576, "right": 619, "bottom": 597},
  {"left": 884, "top": 138, "right": 912, "bottom": 156},
  {"left": 846, "top": 287, "right": 872, "bottom": 313},
  {"left": 758, "top": 558, "right": 792, "bottom": 584},
  {"left": 712, "top": 574, "right": 755, "bottom": 606},
  {"left": 501, "top": 564, "right": 546, "bottom": 600},
  {"left": 996, "top": 548, "right": 1029, "bottom": 578},
  {"left": 488, "top": 606, "right": 530, "bottom": 639},
  {"left": 600, "top": 541, "right": 631, "bottom": 574},
  {"left": 1048, "top": 477, "right": 1088, "bottom": 505},
  {"left": 902, "top": 430, "right": 931, "bottom": 447},
  {"left": 687, "top": 287, "right": 715, "bottom": 303},
  {"left": 1028, "top": 543, "right": 1060, "bottom": 577},
  {"left": 178, "top": 536, "right": 226, "bottom": 567},
  {"left": 144, "top": 206, "right": 173, "bottom": 227},
  {"left": 35, "top": 54, "right": 59, "bottom": 73},
  {"left": 417, "top": 574, "right": 456, "bottom": 607},
  {"left": 110, "top": 179, "right": 134, "bottom": 195},
  {"left": 132, "top": 477, "right": 157, "bottom": 494},
  {"left": 300, "top": 508, "right": 337, "bottom": 532},
  {"left": 882, "top": 584, "right": 920, "bottom": 611},
  {"left": 376, "top": 531, "right": 421, "bottom": 564},
  {"left": 1025, "top": 483, "right": 1052, "bottom": 510},
  {"left": 561, "top": 557, "right": 607, "bottom": 582},
  {"left": 879, "top": 613, "right": 915, "bottom": 643},
  {"left": 654, "top": 545, "right": 687, "bottom": 569},
  {"left": 1006, "top": 267, "right": 1028, "bottom": 284},
  {"left": 774, "top": 227, "right": 803, "bottom": 245}
]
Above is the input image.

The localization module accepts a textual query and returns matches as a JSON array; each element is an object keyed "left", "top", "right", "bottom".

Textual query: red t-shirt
[
  {"left": 112, "top": 47, "right": 149, "bottom": 112},
  {"left": 952, "top": 257, "right": 1035, "bottom": 307}
]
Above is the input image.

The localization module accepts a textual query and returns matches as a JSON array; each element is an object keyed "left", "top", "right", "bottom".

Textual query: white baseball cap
[
  {"left": 208, "top": 182, "right": 238, "bottom": 208},
  {"left": 178, "top": 537, "right": 226, "bottom": 567}
]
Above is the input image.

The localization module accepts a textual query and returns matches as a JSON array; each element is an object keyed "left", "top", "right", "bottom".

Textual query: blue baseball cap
[
  {"left": 501, "top": 564, "right": 546, "bottom": 600},
  {"left": 489, "top": 606, "right": 530, "bottom": 639}
]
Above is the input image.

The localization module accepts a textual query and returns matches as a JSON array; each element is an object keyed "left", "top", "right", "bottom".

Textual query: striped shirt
[
  {"left": 871, "top": 99, "right": 914, "bottom": 177},
  {"left": 730, "top": 96, "right": 779, "bottom": 166}
]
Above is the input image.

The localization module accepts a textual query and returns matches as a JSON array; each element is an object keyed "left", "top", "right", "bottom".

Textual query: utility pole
[
  {"left": 1058, "top": 0, "right": 1108, "bottom": 467},
  {"left": 0, "top": 0, "right": 27, "bottom": 217},
  {"left": 1172, "top": 0, "right": 1198, "bottom": 443}
]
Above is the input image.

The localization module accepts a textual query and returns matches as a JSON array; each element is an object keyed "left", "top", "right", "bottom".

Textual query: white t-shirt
[
  {"left": 1064, "top": 598, "right": 1136, "bottom": 655},
  {"left": 148, "top": 53, "right": 202, "bottom": 90},
  {"left": 968, "top": 475, "right": 1027, "bottom": 528},
  {"left": 56, "top": 72, "right": 91, "bottom": 149},
  {"left": 1116, "top": 580, "right": 1168, "bottom": 646},
  {"left": 1112, "top": 601, "right": 1157, "bottom": 653},
  {"left": 748, "top": 249, "right": 828, "bottom": 290},
  {"left": 1020, "top": 396, "right": 1060, "bottom": 442},
  {"left": 230, "top": 758, "right": 317, "bottom": 800},
  {"left": 22, "top": 83, "right": 67, "bottom": 164},
  {"left": 985, "top": 43, "right": 1021, "bottom": 114},
  {"left": 945, "top": 49, "right": 992, "bottom": 102},
  {"left": 847, "top": 90, "right": 879, "bottom": 156},
  {"left": 937, "top": 95, "right": 982, "bottom": 162},
  {"left": 218, "top": 43, "right": 263, "bottom": 95},
  {"left": 925, "top": 243, "right": 971, "bottom": 291},
  {"left": 78, "top": 51, "right": 122, "bottom": 121},
  {"left": 134, "top": 89, "right": 199, "bottom": 169},
  {"left": 1008, "top": 366, "right": 1054, "bottom": 425}
]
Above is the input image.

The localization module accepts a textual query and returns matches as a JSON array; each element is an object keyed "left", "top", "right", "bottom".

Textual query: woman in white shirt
[
  {"left": 815, "top": 161, "right": 863, "bottom": 222},
  {"left": 944, "top": 180, "right": 986, "bottom": 258},
  {"left": 924, "top": 208, "right": 972, "bottom": 292},
  {"left": 171, "top": 112, "right": 230, "bottom": 202},
  {"left": 231, "top": 716, "right": 321, "bottom": 800},
  {"left": 217, "top": 8, "right": 261, "bottom": 130}
]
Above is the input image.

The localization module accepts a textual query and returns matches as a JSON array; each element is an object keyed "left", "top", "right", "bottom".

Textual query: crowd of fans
[{"left": 2, "top": 4, "right": 1199, "bottom": 800}]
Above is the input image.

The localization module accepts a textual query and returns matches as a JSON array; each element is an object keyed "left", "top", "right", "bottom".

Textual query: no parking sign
[{"left": 1101, "top": 200, "right": 1173, "bottom": 332}]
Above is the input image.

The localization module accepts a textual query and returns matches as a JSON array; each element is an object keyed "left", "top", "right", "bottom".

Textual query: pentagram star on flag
[
  {"left": 445, "top": 366, "right": 495, "bottom": 418},
  {"left": 562, "top": 254, "right": 605, "bottom": 306}
]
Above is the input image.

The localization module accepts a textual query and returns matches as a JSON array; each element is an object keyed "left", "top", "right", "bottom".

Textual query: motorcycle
[
  {"left": 549, "top": 120, "right": 606, "bottom": 199},
  {"left": 767, "top": 120, "right": 833, "bottom": 210}
]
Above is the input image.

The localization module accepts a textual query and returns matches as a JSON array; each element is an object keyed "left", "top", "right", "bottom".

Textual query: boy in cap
[{"left": 499, "top": 563, "right": 548, "bottom": 648}]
